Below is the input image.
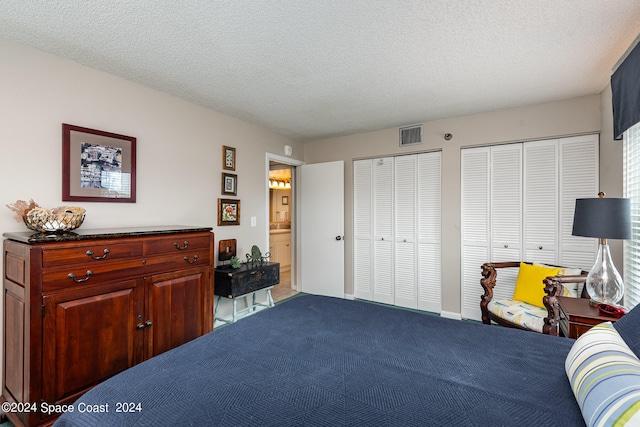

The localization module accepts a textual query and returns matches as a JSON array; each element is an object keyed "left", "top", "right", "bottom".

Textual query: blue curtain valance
[{"left": 612, "top": 40, "right": 640, "bottom": 140}]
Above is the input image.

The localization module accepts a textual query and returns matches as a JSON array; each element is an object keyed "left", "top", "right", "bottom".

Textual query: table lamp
[{"left": 572, "top": 192, "right": 631, "bottom": 305}]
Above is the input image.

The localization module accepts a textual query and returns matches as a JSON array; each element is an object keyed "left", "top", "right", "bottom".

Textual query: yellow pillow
[
  {"left": 533, "top": 263, "right": 583, "bottom": 297},
  {"left": 512, "top": 262, "right": 560, "bottom": 308}
]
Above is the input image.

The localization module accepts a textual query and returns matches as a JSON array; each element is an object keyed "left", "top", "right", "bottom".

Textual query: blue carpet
[{"left": 56, "top": 294, "right": 585, "bottom": 426}]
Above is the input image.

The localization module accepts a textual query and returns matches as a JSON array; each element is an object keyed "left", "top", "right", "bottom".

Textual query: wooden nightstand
[{"left": 557, "top": 296, "right": 621, "bottom": 339}]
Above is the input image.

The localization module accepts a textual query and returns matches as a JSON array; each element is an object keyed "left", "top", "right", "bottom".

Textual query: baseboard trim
[
  {"left": 440, "top": 310, "right": 462, "bottom": 320},
  {"left": 344, "top": 293, "right": 355, "bottom": 300}
]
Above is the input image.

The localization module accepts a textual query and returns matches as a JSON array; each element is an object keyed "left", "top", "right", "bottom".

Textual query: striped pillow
[{"left": 565, "top": 322, "right": 640, "bottom": 427}]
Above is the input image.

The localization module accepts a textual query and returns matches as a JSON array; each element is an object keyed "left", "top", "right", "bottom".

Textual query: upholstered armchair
[{"left": 480, "top": 261, "right": 588, "bottom": 335}]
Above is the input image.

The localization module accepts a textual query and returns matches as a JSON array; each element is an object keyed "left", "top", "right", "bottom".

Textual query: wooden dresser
[{"left": 2, "top": 226, "right": 214, "bottom": 427}]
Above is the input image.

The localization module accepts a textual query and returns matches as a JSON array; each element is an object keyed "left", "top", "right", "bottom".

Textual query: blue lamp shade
[{"left": 572, "top": 197, "right": 631, "bottom": 240}]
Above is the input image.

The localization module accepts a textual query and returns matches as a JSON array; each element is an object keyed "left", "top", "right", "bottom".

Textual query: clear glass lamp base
[{"left": 585, "top": 241, "right": 624, "bottom": 306}]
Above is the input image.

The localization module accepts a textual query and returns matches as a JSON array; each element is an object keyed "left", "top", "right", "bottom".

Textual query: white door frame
[{"left": 266, "top": 153, "right": 304, "bottom": 288}]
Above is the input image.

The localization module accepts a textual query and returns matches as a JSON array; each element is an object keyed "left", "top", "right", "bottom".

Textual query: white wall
[
  {"left": 0, "top": 38, "right": 304, "bottom": 382},
  {"left": 303, "top": 94, "right": 620, "bottom": 316}
]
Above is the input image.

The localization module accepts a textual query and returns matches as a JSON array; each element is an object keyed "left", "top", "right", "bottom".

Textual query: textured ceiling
[{"left": 1, "top": 1, "right": 639, "bottom": 142}]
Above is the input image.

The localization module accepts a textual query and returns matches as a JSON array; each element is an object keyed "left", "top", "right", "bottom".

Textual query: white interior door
[{"left": 299, "top": 161, "right": 344, "bottom": 297}]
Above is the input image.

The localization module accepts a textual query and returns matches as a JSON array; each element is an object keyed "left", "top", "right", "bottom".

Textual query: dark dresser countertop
[{"left": 3, "top": 225, "right": 213, "bottom": 244}]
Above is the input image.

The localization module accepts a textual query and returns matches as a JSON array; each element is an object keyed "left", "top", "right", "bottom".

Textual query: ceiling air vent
[{"left": 399, "top": 125, "right": 423, "bottom": 147}]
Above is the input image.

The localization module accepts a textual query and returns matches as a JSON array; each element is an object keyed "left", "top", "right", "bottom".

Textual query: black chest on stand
[{"left": 214, "top": 262, "right": 280, "bottom": 298}]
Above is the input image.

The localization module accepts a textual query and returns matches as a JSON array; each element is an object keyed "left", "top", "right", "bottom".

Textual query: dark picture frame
[
  {"left": 282, "top": 196, "right": 289, "bottom": 205},
  {"left": 62, "top": 123, "right": 136, "bottom": 202},
  {"left": 222, "top": 173, "right": 237, "bottom": 196},
  {"left": 222, "top": 145, "right": 236, "bottom": 171},
  {"left": 218, "top": 198, "right": 240, "bottom": 226}
]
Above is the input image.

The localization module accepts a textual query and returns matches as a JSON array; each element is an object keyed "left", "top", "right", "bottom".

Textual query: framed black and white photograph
[
  {"left": 222, "top": 145, "right": 236, "bottom": 171},
  {"left": 222, "top": 172, "right": 237, "bottom": 196},
  {"left": 62, "top": 123, "right": 136, "bottom": 203}
]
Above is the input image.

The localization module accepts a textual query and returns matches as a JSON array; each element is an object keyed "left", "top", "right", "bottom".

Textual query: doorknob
[{"left": 335, "top": 236, "right": 343, "bottom": 241}]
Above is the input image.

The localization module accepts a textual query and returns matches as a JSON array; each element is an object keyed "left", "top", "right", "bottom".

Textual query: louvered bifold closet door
[
  {"left": 523, "top": 140, "right": 558, "bottom": 265},
  {"left": 353, "top": 159, "right": 373, "bottom": 300},
  {"left": 373, "top": 157, "right": 394, "bottom": 304},
  {"left": 417, "top": 152, "right": 441, "bottom": 313},
  {"left": 394, "top": 155, "right": 417, "bottom": 309},
  {"left": 559, "top": 135, "right": 599, "bottom": 271},
  {"left": 489, "top": 144, "right": 522, "bottom": 302},
  {"left": 461, "top": 147, "right": 490, "bottom": 320}
]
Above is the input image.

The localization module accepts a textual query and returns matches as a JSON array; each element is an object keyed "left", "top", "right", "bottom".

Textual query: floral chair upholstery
[{"left": 480, "top": 261, "right": 588, "bottom": 335}]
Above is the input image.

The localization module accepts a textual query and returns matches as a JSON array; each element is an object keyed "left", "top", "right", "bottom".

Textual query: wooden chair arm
[
  {"left": 483, "top": 261, "right": 521, "bottom": 270},
  {"left": 480, "top": 261, "right": 522, "bottom": 295},
  {"left": 544, "top": 275, "right": 587, "bottom": 297},
  {"left": 480, "top": 262, "right": 522, "bottom": 324},
  {"left": 542, "top": 274, "right": 588, "bottom": 335}
]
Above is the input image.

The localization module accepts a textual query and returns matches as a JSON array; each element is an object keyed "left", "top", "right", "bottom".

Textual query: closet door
[
  {"left": 559, "top": 134, "right": 599, "bottom": 270},
  {"left": 394, "top": 155, "right": 417, "bottom": 309},
  {"left": 490, "top": 144, "right": 522, "bottom": 263},
  {"left": 417, "top": 152, "right": 441, "bottom": 313},
  {"left": 461, "top": 147, "right": 490, "bottom": 320},
  {"left": 353, "top": 159, "right": 373, "bottom": 300},
  {"left": 373, "top": 157, "right": 394, "bottom": 304},
  {"left": 489, "top": 144, "right": 522, "bottom": 304},
  {"left": 523, "top": 140, "right": 558, "bottom": 264},
  {"left": 462, "top": 144, "right": 522, "bottom": 320}
]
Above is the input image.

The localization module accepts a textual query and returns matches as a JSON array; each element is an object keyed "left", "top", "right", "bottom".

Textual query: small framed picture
[
  {"left": 218, "top": 198, "right": 240, "bottom": 226},
  {"left": 222, "top": 172, "right": 237, "bottom": 195},
  {"left": 282, "top": 196, "right": 289, "bottom": 205},
  {"left": 222, "top": 145, "right": 236, "bottom": 171}
]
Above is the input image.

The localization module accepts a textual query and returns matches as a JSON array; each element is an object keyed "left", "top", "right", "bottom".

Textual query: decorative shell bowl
[{"left": 24, "top": 206, "right": 86, "bottom": 233}]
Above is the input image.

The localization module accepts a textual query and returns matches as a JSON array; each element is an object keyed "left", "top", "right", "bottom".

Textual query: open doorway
[{"left": 268, "top": 160, "right": 298, "bottom": 302}]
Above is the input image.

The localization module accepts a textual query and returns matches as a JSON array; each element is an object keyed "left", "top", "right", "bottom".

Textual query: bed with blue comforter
[{"left": 54, "top": 294, "right": 640, "bottom": 426}]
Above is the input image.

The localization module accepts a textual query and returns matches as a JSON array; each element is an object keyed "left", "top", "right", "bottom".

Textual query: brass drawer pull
[
  {"left": 86, "top": 248, "right": 110, "bottom": 260},
  {"left": 174, "top": 241, "right": 189, "bottom": 250},
  {"left": 68, "top": 270, "right": 93, "bottom": 283},
  {"left": 183, "top": 254, "right": 199, "bottom": 264}
]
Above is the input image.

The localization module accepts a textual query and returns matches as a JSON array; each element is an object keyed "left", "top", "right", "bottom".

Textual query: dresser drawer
[
  {"left": 42, "top": 259, "right": 146, "bottom": 291},
  {"left": 144, "top": 233, "right": 211, "bottom": 256},
  {"left": 42, "top": 250, "right": 211, "bottom": 292},
  {"left": 42, "top": 241, "right": 143, "bottom": 268},
  {"left": 143, "top": 250, "right": 211, "bottom": 274}
]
